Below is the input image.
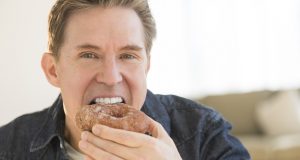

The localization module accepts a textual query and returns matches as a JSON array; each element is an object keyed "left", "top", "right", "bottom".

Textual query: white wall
[{"left": 0, "top": 1, "right": 58, "bottom": 126}]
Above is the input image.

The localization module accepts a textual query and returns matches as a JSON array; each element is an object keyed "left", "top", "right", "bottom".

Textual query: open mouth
[{"left": 89, "top": 97, "right": 125, "bottom": 105}]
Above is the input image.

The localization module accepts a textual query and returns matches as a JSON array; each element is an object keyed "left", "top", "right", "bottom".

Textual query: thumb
[
  {"left": 147, "top": 117, "right": 169, "bottom": 139},
  {"left": 148, "top": 117, "right": 179, "bottom": 148}
]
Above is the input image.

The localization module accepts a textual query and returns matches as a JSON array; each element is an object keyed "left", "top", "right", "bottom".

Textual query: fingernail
[
  {"left": 79, "top": 140, "right": 87, "bottom": 149},
  {"left": 81, "top": 132, "right": 88, "bottom": 140},
  {"left": 92, "top": 125, "right": 101, "bottom": 134}
]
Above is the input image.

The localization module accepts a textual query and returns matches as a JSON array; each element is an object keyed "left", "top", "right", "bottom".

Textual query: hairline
[{"left": 50, "top": 3, "right": 154, "bottom": 60}]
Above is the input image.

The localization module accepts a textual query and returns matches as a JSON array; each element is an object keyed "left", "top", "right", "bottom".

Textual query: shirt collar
[
  {"left": 30, "top": 95, "right": 65, "bottom": 152},
  {"left": 141, "top": 90, "right": 171, "bottom": 134}
]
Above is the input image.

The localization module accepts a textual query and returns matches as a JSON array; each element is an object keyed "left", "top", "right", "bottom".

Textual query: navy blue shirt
[{"left": 0, "top": 90, "right": 250, "bottom": 159}]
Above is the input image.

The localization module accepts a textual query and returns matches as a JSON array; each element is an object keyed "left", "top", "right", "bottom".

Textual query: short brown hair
[{"left": 48, "top": 0, "right": 156, "bottom": 59}]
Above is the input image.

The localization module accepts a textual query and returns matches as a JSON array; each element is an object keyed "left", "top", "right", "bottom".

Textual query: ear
[{"left": 41, "top": 53, "right": 60, "bottom": 87}]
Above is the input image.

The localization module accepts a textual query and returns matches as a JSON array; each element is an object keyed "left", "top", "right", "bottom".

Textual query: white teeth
[
  {"left": 94, "top": 97, "right": 123, "bottom": 104},
  {"left": 104, "top": 98, "right": 110, "bottom": 104}
]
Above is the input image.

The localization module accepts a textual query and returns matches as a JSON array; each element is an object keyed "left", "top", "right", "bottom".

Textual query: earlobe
[{"left": 41, "top": 53, "right": 60, "bottom": 87}]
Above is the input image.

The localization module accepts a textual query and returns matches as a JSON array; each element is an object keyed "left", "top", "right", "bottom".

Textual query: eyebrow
[
  {"left": 120, "top": 45, "right": 143, "bottom": 51},
  {"left": 76, "top": 44, "right": 143, "bottom": 52},
  {"left": 76, "top": 44, "right": 101, "bottom": 50}
]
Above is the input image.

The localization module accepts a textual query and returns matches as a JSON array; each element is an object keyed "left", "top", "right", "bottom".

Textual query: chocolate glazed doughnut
[{"left": 75, "top": 103, "right": 153, "bottom": 135}]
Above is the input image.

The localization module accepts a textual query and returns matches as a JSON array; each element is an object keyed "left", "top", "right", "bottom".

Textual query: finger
[
  {"left": 83, "top": 131, "right": 141, "bottom": 160},
  {"left": 83, "top": 131, "right": 127, "bottom": 151},
  {"left": 92, "top": 124, "right": 154, "bottom": 147},
  {"left": 84, "top": 155, "right": 94, "bottom": 160},
  {"left": 146, "top": 118, "right": 176, "bottom": 146},
  {"left": 148, "top": 117, "right": 169, "bottom": 138},
  {"left": 79, "top": 139, "right": 123, "bottom": 160},
  {"left": 148, "top": 118, "right": 163, "bottom": 138}
]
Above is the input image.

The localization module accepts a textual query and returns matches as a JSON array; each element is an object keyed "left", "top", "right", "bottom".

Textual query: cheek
[
  {"left": 58, "top": 60, "right": 95, "bottom": 89},
  {"left": 126, "top": 63, "right": 148, "bottom": 86},
  {"left": 57, "top": 64, "right": 94, "bottom": 113},
  {"left": 124, "top": 66, "right": 148, "bottom": 109},
  {"left": 58, "top": 67, "right": 87, "bottom": 94}
]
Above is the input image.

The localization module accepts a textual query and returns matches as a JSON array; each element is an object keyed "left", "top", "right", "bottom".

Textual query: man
[{"left": 0, "top": 0, "right": 250, "bottom": 159}]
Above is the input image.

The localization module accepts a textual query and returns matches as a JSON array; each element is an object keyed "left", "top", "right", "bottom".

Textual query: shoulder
[
  {"left": 155, "top": 94, "right": 230, "bottom": 140},
  {"left": 153, "top": 94, "right": 250, "bottom": 159},
  {"left": 156, "top": 94, "right": 222, "bottom": 122},
  {"left": 0, "top": 108, "right": 49, "bottom": 152}
]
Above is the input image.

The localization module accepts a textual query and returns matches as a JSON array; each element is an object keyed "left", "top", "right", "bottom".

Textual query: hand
[{"left": 78, "top": 119, "right": 182, "bottom": 160}]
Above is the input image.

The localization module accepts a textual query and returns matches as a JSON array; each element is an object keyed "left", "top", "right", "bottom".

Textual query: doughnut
[{"left": 75, "top": 103, "right": 152, "bottom": 134}]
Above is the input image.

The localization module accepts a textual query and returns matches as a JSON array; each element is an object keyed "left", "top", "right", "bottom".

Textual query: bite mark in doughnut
[{"left": 75, "top": 103, "right": 152, "bottom": 134}]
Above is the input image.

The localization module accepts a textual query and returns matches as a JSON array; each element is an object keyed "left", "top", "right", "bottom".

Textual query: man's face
[{"left": 47, "top": 7, "right": 150, "bottom": 128}]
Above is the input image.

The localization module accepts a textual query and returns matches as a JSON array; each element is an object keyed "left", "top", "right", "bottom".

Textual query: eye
[
  {"left": 120, "top": 54, "right": 136, "bottom": 60},
  {"left": 80, "top": 52, "right": 98, "bottom": 59}
]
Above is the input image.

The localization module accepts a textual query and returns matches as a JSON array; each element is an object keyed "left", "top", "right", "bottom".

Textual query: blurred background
[{"left": 1, "top": 0, "right": 300, "bottom": 159}]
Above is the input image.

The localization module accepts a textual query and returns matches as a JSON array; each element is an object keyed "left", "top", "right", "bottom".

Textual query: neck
[{"left": 64, "top": 115, "right": 82, "bottom": 153}]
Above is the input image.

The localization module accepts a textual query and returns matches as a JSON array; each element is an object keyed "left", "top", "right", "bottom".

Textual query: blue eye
[{"left": 80, "top": 52, "right": 98, "bottom": 59}]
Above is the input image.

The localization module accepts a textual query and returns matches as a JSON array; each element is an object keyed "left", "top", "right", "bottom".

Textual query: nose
[{"left": 96, "top": 58, "right": 122, "bottom": 86}]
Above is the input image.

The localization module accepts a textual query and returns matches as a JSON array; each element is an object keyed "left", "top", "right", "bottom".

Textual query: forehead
[{"left": 63, "top": 6, "right": 145, "bottom": 50}]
